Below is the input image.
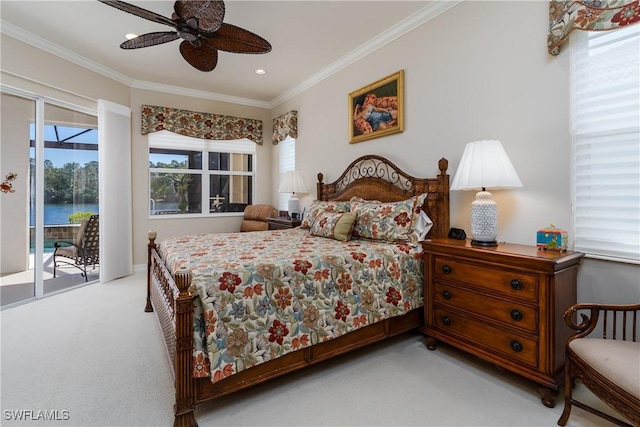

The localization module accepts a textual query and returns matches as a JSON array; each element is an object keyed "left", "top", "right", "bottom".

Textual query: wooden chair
[
  {"left": 53, "top": 215, "right": 99, "bottom": 281},
  {"left": 558, "top": 303, "right": 640, "bottom": 426}
]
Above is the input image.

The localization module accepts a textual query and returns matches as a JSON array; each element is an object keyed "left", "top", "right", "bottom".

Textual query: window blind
[
  {"left": 278, "top": 136, "right": 295, "bottom": 211},
  {"left": 571, "top": 25, "right": 640, "bottom": 263},
  {"left": 98, "top": 99, "right": 133, "bottom": 281}
]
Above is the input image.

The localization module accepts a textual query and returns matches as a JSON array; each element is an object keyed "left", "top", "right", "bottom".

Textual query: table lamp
[
  {"left": 450, "top": 140, "right": 523, "bottom": 246},
  {"left": 278, "top": 170, "right": 307, "bottom": 219}
]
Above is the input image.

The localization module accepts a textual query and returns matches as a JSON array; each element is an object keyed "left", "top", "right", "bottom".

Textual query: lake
[{"left": 31, "top": 204, "right": 99, "bottom": 225}]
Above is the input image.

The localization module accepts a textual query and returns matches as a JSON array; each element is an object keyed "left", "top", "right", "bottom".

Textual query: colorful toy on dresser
[{"left": 537, "top": 224, "right": 568, "bottom": 251}]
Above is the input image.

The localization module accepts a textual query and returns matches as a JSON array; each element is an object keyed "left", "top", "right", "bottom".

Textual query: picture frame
[{"left": 348, "top": 70, "right": 404, "bottom": 144}]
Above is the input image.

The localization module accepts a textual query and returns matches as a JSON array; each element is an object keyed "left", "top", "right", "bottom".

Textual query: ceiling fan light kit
[{"left": 97, "top": 0, "right": 271, "bottom": 72}]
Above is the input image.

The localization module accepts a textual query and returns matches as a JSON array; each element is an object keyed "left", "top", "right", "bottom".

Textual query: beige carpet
[{"left": 1, "top": 272, "right": 614, "bottom": 427}]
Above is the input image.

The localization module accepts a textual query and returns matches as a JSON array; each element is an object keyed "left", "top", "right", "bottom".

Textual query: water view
[{"left": 31, "top": 204, "right": 99, "bottom": 226}]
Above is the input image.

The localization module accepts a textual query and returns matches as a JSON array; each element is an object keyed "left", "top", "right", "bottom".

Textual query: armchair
[
  {"left": 558, "top": 303, "right": 640, "bottom": 426},
  {"left": 240, "top": 204, "right": 278, "bottom": 232}
]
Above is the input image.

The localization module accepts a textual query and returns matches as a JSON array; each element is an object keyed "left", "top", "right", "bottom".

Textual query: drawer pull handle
[
  {"left": 442, "top": 316, "right": 451, "bottom": 326},
  {"left": 510, "top": 309, "right": 523, "bottom": 321},
  {"left": 442, "top": 290, "right": 451, "bottom": 300},
  {"left": 442, "top": 265, "right": 452, "bottom": 274},
  {"left": 510, "top": 279, "right": 522, "bottom": 290},
  {"left": 510, "top": 340, "right": 523, "bottom": 352}
]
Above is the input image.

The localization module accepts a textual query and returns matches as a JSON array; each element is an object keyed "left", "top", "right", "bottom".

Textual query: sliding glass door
[
  {"left": 40, "top": 103, "right": 99, "bottom": 294},
  {"left": 1, "top": 91, "right": 98, "bottom": 307}
]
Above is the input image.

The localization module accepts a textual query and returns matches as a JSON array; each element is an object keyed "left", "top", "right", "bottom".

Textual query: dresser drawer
[
  {"left": 433, "top": 283, "right": 538, "bottom": 333},
  {"left": 433, "top": 257, "right": 538, "bottom": 302},
  {"left": 433, "top": 308, "right": 539, "bottom": 368}
]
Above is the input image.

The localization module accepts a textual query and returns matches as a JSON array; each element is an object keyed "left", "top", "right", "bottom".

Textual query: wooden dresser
[{"left": 420, "top": 238, "right": 583, "bottom": 407}]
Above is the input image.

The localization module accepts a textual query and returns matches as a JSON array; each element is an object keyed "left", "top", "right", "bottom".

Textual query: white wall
[
  {"left": 1, "top": 35, "right": 130, "bottom": 108},
  {"left": 0, "top": 93, "right": 33, "bottom": 273},
  {"left": 273, "top": 1, "right": 639, "bottom": 303},
  {"left": 276, "top": 1, "right": 571, "bottom": 246}
]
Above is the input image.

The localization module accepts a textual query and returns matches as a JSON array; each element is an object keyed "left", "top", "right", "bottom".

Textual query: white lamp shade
[
  {"left": 278, "top": 171, "right": 307, "bottom": 194},
  {"left": 450, "top": 140, "right": 523, "bottom": 191},
  {"left": 278, "top": 171, "right": 307, "bottom": 216}
]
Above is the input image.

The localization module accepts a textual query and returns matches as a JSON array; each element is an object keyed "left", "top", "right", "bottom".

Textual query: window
[
  {"left": 571, "top": 25, "right": 640, "bottom": 263},
  {"left": 278, "top": 136, "right": 296, "bottom": 212},
  {"left": 148, "top": 131, "right": 256, "bottom": 216}
]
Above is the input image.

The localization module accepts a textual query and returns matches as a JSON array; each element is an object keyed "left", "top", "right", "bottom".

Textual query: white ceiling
[{"left": 1, "top": 1, "right": 459, "bottom": 107}]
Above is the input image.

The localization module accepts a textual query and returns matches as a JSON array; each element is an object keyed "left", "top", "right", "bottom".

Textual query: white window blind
[
  {"left": 571, "top": 25, "right": 640, "bottom": 263},
  {"left": 98, "top": 99, "right": 133, "bottom": 282},
  {"left": 278, "top": 136, "right": 295, "bottom": 211}
]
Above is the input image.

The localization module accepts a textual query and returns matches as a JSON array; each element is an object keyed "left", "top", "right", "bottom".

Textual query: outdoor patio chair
[{"left": 53, "top": 214, "right": 99, "bottom": 281}]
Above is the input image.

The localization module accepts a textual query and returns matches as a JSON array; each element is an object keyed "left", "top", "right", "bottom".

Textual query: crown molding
[
  {"left": 270, "top": 0, "right": 462, "bottom": 107},
  {"left": 130, "top": 79, "right": 272, "bottom": 109},
  {"left": 1, "top": 20, "right": 134, "bottom": 88},
  {"left": 1, "top": 1, "right": 461, "bottom": 110}
]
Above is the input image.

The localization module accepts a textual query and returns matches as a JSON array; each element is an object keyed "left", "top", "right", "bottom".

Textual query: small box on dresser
[{"left": 420, "top": 238, "right": 583, "bottom": 407}]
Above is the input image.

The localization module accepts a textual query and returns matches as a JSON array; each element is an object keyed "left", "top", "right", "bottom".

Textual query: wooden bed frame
[{"left": 145, "top": 155, "right": 450, "bottom": 426}]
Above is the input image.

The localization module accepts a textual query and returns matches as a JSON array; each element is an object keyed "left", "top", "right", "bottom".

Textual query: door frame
[{"left": 1, "top": 87, "right": 98, "bottom": 307}]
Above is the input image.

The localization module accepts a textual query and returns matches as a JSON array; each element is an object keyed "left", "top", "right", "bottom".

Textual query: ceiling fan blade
[
  {"left": 203, "top": 23, "right": 271, "bottom": 54},
  {"left": 179, "top": 40, "right": 219, "bottom": 72},
  {"left": 97, "top": 0, "right": 177, "bottom": 28},
  {"left": 174, "top": 0, "right": 225, "bottom": 33},
  {"left": 120, "top": 32, "right": 180, "bottom": 49}
]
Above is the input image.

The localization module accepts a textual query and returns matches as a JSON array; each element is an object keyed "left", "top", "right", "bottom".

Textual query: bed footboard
[{"left": 146, "top": 231, "right": 197, "bottom": 427}]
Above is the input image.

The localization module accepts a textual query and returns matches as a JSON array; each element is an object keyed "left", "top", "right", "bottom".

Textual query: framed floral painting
[{"left": 348, "top": 70, "right": 404, "bottom": 144}]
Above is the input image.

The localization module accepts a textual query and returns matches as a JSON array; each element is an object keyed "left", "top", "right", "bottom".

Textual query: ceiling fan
[{"left": 97, "top": 0, "right": 271, "bottom": 72}]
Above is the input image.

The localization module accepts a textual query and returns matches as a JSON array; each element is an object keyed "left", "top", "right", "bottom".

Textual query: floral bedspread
[{"left": 158, "top": 228, "right": 424, "bottom": 383}]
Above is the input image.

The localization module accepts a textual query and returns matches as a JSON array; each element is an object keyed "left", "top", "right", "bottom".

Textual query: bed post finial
[
  {"left": 438, "top": 158, "right": 448, "bottom": 175},
  {"left": 317, "top": 172, "right": 324, "bottom": 200},
  {"left": 145, "top": 230, "right": 158, "bottom": 312}
]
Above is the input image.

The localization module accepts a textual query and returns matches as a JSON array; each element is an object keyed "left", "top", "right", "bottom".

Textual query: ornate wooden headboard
[{"left": 316, "top": 155, "right": 450, "bottom": 239}]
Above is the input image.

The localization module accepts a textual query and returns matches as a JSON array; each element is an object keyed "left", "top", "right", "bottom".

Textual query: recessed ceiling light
[
  {"left": 125, "top": 33, "right": 138, "bottom": 40},
  {"left": 254, "top": 69, "right": 267, "bottom": 75}
]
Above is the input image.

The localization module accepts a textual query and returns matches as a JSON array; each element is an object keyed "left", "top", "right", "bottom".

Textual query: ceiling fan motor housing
[{"left": 177, "top": 15, "right": 200, "bottom": 42}]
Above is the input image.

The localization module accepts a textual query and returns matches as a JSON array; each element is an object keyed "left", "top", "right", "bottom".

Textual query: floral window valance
[
  {"left": 548, "top": 0, "right": 640, "bottom": 55},
  {"left": 141, "top": 105, "right": 264, "bottom": 145},
  {"left": 272, "top": 110, "right": 298, "bottom": 145}
]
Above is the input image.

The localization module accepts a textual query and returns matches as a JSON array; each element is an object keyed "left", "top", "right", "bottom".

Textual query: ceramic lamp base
[
  {"left": 288, "top": 194, "right": 300, "bottom": 217},
  {"left": 471, "top": 190, "right": 498, "bottom": 246}
]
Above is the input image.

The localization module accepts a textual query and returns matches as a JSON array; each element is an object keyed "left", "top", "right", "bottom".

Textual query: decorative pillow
[
  {"left": 410, "top": 193, "right": 431, "bottom": 242},
  {"left": 350, "top": 194, "right": 431, "bottom": 245},
  {"left": 414, "top": 209, "right": 434, "bottom": 242},
  {"left": 309, "top": 212, "right": 357, "bottom": 242},
  {"left": 300, "top": 200, "right": 351, "bottom": 229}
]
